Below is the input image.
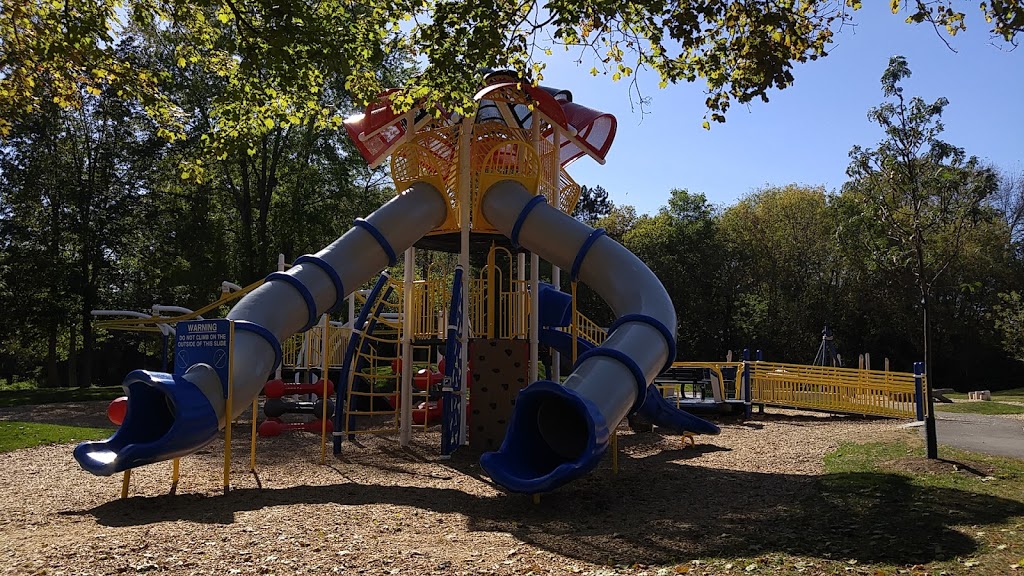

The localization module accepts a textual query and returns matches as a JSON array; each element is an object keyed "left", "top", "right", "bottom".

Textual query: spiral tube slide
[
  {"left": 478, "top": 180, "right": 719, "bottom": 494},
  {"left": 74, "top": 183, "right": 447, "bottom": 476}
]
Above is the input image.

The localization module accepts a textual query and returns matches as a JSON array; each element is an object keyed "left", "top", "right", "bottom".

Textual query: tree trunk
[
  {"left": 68, "top": 318, "right": 78, "bottom": 388},
  {"left": 922, "top": 289, "right": 938, "bottom": 459},
  {"left": 80, "top": 252, "right": 96, "bottom": 387},
  {"left": 80, "top": 295, "right": 95, "bottom": 387},
  {"left": 46, "top": 320, "right": 59, "bottom": 388}
]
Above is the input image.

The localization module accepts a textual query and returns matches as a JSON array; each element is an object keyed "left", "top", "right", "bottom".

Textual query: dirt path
[
  {"left": 0, "top": 406, "right": 921, "bottom": 576},
  {"left": 0, "top": 400, "right": 115, "bottom": 429}
]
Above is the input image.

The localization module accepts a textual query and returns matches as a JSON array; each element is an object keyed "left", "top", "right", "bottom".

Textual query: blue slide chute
[
  {"left": 478, "top": 180, "right": 719, "bottom": 494},
  {"left": 73, "top": 370, "right": 219, "bottom": 476}
]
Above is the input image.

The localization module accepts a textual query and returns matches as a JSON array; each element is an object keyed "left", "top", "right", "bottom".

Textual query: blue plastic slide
[
  {"left": 74, "top": 182, "right": 450, "bottom": 475},
  {"left": 478, "top": 180, "right": 719, "bottom": 494}
]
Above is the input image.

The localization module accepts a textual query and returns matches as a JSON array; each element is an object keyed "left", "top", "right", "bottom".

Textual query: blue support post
[
  {"left": 913, "top": 361, "right": 924, "bottom": 421},
  {"left": 756, "top": 349, "right": 763, "bottom": 362},
  {"left": 742, "top": 348, "right": 752, "bottom": 419}
]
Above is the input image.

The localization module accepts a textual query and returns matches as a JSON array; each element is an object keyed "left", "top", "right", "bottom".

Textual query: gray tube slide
[
  {"left": 478, "top": 180, "right": 714, "bottom": 494},
  {"left": 74, "top": 183, "right": 446, "bottom": 475}
]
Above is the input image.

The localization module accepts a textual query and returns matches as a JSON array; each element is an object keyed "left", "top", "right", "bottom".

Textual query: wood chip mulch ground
[{"left": 0, "top": 404, "right": 906, "bottom": 576}]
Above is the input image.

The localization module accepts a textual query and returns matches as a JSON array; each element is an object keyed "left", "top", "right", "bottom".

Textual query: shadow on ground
[{"left": 71, "top": 433, "right": 1024, "bottom": 568}]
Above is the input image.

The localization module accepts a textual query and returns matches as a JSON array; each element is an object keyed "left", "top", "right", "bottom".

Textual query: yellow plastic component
[
  {"left": 390, "top": 131, "right": 453, "bottom": 192},
  {"left": 474, "top": 139, "right": 540, "bottom": 231},
  {"left": 468, "top": 124, "right": 541, "bottom": 232},
  {"left": 390, "top": 130, "right": 459, "bottom": 231},
  {"left": 555, "top": 169, "right": 582, "bottom": 216}
]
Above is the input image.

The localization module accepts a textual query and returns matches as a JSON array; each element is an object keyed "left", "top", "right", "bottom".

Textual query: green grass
[
  {"left": 0, "top": 421, "right": 113, "bottom": 453},
  {"left": 935, "top": 401, "right": 1024, "bottom": 415},
  {"left": 644, "top": 439, "right": 1024, "bottom": 576},
  {"left": 813, "top": 439, "right": 1024, "bottom": 575},
  {"left": 946, "top": 387, "right": 1024, "bottom": 403},
  {"left": 0, "top": 379, "right": 40, "bottom": 392},
  {"left": 0, "top": 386, "right": 123, "bottom": 408}
]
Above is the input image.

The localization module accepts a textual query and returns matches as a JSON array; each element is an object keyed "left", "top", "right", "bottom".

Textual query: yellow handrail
[
  {"left": 96, "top": 278, "right": 265, "bottom": 330},
  {"left": 575, "top": 311, "right": 606, "bottom": 346}
]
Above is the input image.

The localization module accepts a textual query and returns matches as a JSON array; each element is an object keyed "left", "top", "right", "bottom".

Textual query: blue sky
[{"left": 538, "top": 3, "right": 1024, "bottom": 215}]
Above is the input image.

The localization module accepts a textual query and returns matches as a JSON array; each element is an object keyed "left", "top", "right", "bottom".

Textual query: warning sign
[{"left": 175, "top": 319, "right": 232, "bottom": 397}]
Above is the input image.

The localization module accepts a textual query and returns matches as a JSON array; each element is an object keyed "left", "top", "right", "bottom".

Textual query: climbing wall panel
[{"left": 469, "top": 339, "right": 530, "bottom": 452}]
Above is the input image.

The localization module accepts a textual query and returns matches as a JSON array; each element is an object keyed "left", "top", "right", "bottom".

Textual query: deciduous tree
[{"left": 846, "top": 55, "right": 998, "bottom": 457}]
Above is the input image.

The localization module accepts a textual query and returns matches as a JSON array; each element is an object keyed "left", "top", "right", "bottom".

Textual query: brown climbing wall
[{"left": 469, "top": 338, "right": 530, "bottom": 452}]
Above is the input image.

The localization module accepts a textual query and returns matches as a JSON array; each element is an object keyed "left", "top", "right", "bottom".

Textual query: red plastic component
[
  {"left": 412, "top": 401, "right": 443, "bottom": 425},
  {"left": 107, "top": 396, "right": 128, "bottom": 426},
  {"left": 437, "top": 358, "right": 474, "bottom": 387},
  {"left": 473, "top": 82, "right": 569, "bottom": 131},
  {"left": 550, "top": 101, "right": 617, "bottom": 167},
  {"left": 264, "top": 379, "right": 334, "bottom": 399},
  {"left": 413, "top": 369, "right": 444, "bottom": 391},
  {"left": 257, "top": 418, "right": 333, "bottom": 437},
  {"left": 383, "top": 396, "right": 472, "bottom": 426}
]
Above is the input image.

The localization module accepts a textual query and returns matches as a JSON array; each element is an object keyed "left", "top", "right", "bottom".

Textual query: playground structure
[
  {"left": 74, "top": 71, "right": 929, "bottom": 498},
  {"left": 75, "top": 70, "right": 725, "bottom": 495}
]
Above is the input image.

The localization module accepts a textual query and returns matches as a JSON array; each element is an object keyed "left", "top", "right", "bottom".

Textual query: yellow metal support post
[
  {"left": 321, "top": 314, "right": 330, "bottom": 464},
  {"left": 486, "top": 243, "right": 496, "bottom": 338},
  {"left": 120, "top": 470, "right": 130, "bottom": 499},
  {"left": 170, "top": 458, "right": 180, "bottom": 494}
]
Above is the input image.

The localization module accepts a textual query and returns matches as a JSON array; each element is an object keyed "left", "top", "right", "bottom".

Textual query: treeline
[
  {"left": 570, "top": 57, "right": 1024, "bottom": 390},
  {"left": 574, "top": 180, "right": 1023, "bottom": 389},
  {"left": 0, "top": 31, "right": 402, "bottom": 388},
  {"left": 1, "top": 50, "right": 1022, "bottom": 391}
]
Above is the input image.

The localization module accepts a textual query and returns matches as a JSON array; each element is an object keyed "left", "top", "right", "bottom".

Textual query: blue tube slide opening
[
  {"left": 479, "top": 380, "right": 610, "bottom": 494},
  {"left": 73, "top": 370, "right": 219, "bottom": 476}
]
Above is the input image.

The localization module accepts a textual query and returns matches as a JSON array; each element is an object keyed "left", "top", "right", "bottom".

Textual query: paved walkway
[{"left": 920, "top": 412, "right": 1024, "bottom": 459}]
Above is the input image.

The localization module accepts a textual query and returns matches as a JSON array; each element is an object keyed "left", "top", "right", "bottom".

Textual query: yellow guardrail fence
[
  {"left": 668, "top": 360, "right": 920, "bottom": 419},
  {"left": 749, "top": 361, "right": 918, "bottom": 418}
]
